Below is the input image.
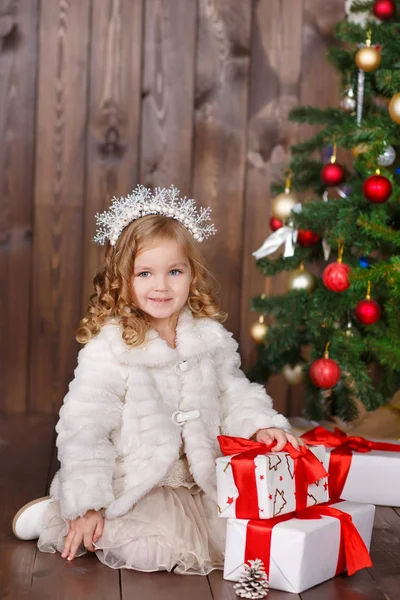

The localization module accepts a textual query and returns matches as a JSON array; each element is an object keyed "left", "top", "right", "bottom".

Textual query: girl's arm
[
  {"left": 215, "top": 332, "right": 291, "bottom": 439},
  {"left": 50, "top": 333, "right": 125, "bottom": 521}
]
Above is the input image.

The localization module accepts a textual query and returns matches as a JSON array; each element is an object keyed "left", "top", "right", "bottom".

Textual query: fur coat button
[
  {"left": 175, "top": 360, "right": 189, "bottom": 373},
  {"left": 171, "top": 410, "right": 201, "bottom": 425}
]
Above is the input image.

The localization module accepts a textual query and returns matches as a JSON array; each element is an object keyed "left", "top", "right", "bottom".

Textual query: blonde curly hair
[{"left": 76, "top": 214, "right": 226, "bottom": 347}]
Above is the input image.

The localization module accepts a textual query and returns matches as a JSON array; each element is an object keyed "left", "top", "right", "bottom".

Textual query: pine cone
[{"left": 234, "top": 559, "right": 269, "bottom": 598}]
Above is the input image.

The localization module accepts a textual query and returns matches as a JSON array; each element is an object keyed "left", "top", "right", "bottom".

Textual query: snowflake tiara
[{"left": 93, "top": 185, "right": 217, "bottom": 246}]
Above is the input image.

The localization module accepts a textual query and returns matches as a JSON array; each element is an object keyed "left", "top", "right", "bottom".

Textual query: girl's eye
[{"left": 137, "top": 269, "right": 182, "bottom": 277}]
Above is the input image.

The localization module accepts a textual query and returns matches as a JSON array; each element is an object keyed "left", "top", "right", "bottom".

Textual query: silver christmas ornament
[
  {"left": 282, "top": 363, "right": 304, "bottom": 385},
  {"left": 286, "top": 265, "right": 316, "bottom": 293},
  {"left": 345, "top": 320, "right": 354, "bottom": 338},
  {"left": 377, "top": 145, "right": 396, "bottom": 167},
  {"left": 340, "top": 86, "right": 356, "bottom": 112}
]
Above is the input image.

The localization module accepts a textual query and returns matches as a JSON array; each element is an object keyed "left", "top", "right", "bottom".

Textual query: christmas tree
[{"left": 247, "top": 0, "right": 400, "bottom": 422}]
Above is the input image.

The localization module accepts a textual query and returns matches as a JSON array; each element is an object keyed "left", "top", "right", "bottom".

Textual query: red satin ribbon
[
  {"left": 301, "top": 426, "right": 400, "bottom": 500},
  {"left": 218, "top": 435, "right": 328, "bottom": 518},
  {"left": 245, "top": 514, "right": 293, "bottom": 577},
  {"left": 244, "top": 501, "right": 372, "bottom": 578}
]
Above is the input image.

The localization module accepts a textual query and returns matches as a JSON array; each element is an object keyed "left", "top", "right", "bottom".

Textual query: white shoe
[{"left": 12, "top": 496, "right": 54, "bottom": 540}]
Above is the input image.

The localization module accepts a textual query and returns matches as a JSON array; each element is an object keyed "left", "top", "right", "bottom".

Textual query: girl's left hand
[{"left": 254, "top": 427, "right": 306, "bottom": 452}]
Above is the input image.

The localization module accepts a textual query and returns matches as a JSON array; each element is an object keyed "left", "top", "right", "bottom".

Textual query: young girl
[{"left": 13, "top": 185, "right": 301, "bottom": 574}]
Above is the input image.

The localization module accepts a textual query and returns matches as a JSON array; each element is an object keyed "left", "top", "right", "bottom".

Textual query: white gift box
[
  {"left": 216, "top": 445, "right": 328, "bottom": 519},
  {"left": 291, "top": 420, "right": 400, "bottom": 507},
  {"left": 323, "top": 445, "right": 400, "bottom": 507},
  {"left": 223, "top": 500, "right": 375, "bottom": 593}
]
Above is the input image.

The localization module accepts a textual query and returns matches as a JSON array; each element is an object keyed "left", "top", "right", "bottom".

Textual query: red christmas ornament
[
  {"left": 297, "top": 229, "right": 321, "bottom": 247},
  {"left": 355, "top": 281, "right": 381, "bottom": 325},
  {"left": 310, "top": 356, "right": 341, "bottom": 389},
  {"left": 323, "top": 262, "right": 351, "bottom": 292},
  {"left": 269, "top": 216, "right": 283, "bottom": 232},
  {"left": 373, "top": 0, "right": 396, "bottom": 20},
  {"left": 363, "top": 174, "right": 392, "bottom": 203},
  {"left": 321, "top": 162, "right": 346, "bottom": 186},
  {"left": 323, "top": 245, "right": 350, "bottom": 293},
  {"left": 355, "top": 299, "right": 381, "bottom": 325}
]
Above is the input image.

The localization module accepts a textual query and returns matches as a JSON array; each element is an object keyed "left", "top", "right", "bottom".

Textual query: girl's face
[{"left": 131, "top": 238, "right": 191, "bottom": 326}]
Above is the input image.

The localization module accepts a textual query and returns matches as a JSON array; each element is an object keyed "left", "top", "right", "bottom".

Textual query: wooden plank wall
[{"left": 0, "top": 0, "right": 344, "bottom": 416}]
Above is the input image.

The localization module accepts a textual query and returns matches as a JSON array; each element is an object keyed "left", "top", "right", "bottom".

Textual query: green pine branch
[
  {"left": 251, "top": 290, "right": 312, "bottom": 323},
  {"left": 348, "top": 1, "right": 373, "bottom": 12},
  {"left": 289, "top": 106, "right": 347, "bottom": 126},
  {"left": 327, "top": 47, "right": 355, "bottom": 72},
  {"left": 357, "top": 214, "right": 400, "bottom": 247},
  {"left": 376, "top": 70, "right": 400, "bottom": 95}
]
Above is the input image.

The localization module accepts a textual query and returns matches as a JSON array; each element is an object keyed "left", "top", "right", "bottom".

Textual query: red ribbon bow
[
  {"left": 218, "top": 435, "right": 328, "bottom": 518},
  {"left": 245, "top": 501, "right": 372, "bottom": 578},
  {"left": 301, "top": 426, "right": 400, "bottom": 500}
]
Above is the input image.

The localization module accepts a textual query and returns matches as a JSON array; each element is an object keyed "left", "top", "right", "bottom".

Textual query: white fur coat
[{"left": 50, "top": 307, "right": 290, "bottom": 521}]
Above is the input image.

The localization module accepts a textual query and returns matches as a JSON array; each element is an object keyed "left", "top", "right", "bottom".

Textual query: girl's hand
[
  {"left": 254, "top": 427, "right": 305, "bottom": 452},
  {"left": 61, "top": 509, "right": 104, "bottom": 561}
]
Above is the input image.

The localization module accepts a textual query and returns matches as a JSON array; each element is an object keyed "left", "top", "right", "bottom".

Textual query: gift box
[
  {"left": 223, "top": 500, "right": 375, "bottom": 593},
  {"left": 216, "top": 436, "right": 328, "bottom": 519},
  {"left": 301, "top": 426, "right": 400, "bottom": 506}
]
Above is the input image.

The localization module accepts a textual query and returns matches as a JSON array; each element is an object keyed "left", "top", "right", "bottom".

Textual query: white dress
[
  {"left": 38, "top": 443, "right": 225, "bottom": 573},
  {"left": 38, "top": 422, "right": 225, "bottom": 574}
]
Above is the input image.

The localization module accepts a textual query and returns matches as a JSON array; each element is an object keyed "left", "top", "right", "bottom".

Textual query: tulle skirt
[{"left": 37, "top": 486, "right": 226, "bottom": 575}]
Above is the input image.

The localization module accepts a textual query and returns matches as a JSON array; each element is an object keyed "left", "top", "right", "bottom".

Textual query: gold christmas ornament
[
  {"left": 271, "top": 175, "right": 298, "bottom": 222},
  {"left": 271, "top": 190, "right": 298, "bottom": 222},
  {"left": 250, "top": 315, "right": 268, "bottom": 344},
  {"left": 355, "top": 43, "right": 381, "bottom": 73},
  {"left": 388, "top": 92, "right": 400, "bottom": 125},
  {"left": 282, "top": 363, "right": 304, "bottom": 385},
  {"left": 286, "top": 263, "right": 316, "bottom": 293}
]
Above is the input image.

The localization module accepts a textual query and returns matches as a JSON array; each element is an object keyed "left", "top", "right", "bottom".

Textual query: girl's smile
[{"left": 131, "top": 239, "right": 191, "bottom": 330}]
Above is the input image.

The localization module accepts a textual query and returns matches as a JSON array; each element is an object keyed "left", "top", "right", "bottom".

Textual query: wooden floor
[{"left": 1, "top": 416, "right": 400, "bottom": 600}]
